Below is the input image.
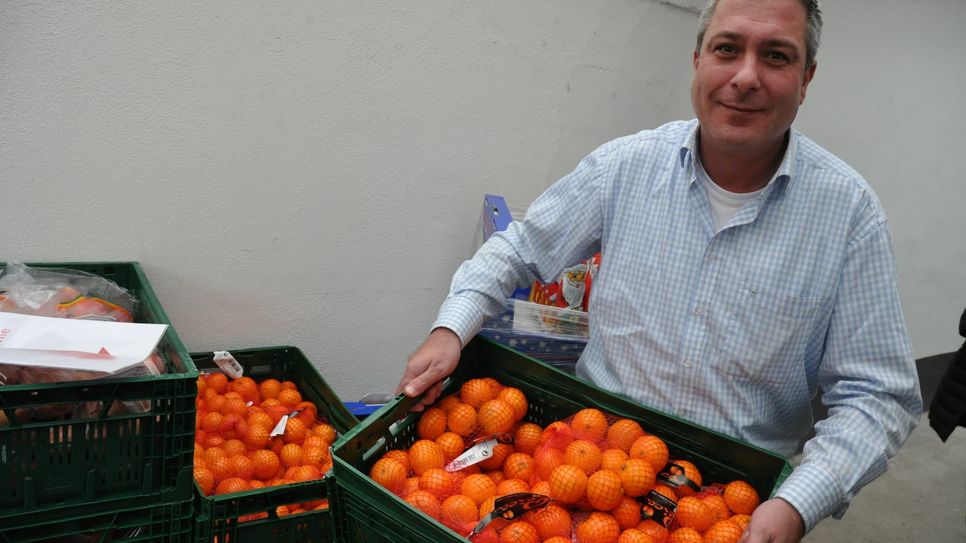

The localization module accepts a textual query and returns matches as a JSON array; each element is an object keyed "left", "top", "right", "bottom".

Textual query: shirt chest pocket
[{"left": 714, "top": 282, "right": 826, "bottom": 385}]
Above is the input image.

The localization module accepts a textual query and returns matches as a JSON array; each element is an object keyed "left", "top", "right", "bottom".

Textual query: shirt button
[
  {"left": 694, "top": 307, "right": 705, "bottom": 317},
  {"left": 683, "top": 361, "right": 692, "bottom": 368},
  {"left": 706, "top": 254, "right": 717, "bottom": 261}
]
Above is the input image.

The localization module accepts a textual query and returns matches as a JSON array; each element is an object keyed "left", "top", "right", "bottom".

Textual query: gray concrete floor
[{"left": 804, "top": 356, "right": 966, "bottom": 543}]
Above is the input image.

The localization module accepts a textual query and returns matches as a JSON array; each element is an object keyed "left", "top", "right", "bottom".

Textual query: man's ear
[
  {"left": 693, "top": 49, "right": 700, "bottom": 70},
  {"left": 800, "top": 61, "right": 817, "bottom": 104}
]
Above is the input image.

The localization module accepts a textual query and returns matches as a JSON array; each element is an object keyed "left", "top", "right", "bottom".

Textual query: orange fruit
[
  {"left": 628, "top": 436, "right": 669, "bottom": 473},
  {"left": 534, "top": 446, "right": 566, "bottom": 481},
  {"left": 250, "top": 449, "right": 282, "bottom": 480},
  {"left": 419, "top": 468, "right": 458, "bottom": 501},
  {"left": 206, "top": 454, "right": 231, "bottom": 483},
  {"left": 497, "top": 387, "right": 528, "bottom": 421},
  {"left": 479, "top": 443, "right": 514, "bottom": 471},
  {"left": 282, "top": 417, "right": 308, "bottom": 444},
  {"left": 436, "top": 395, "right": 462, "bottom": 413},
  {"left": 203, "top": 433, "right": 225, "bottom": 450},
  {"left": 665, "top": 460, "right": 702, "bottom": 498},
  {"left": 548, "top": 464, "right": 587, "bottom": 504},
  {"left": 601, "top": 449, "right": 629, "bottom": 472},
  {"left": 247, "top": 410, "right": 274, "bottom": 430},
  {"left": 206, "top": 373, "right": 228, "bottom": 394},
  {"left": 703, "top": 494, "right": 730, "bottom": 523},
  {"left": 703, "top": 520, "right": 744, "bottom": 543},
  {"left": 383, "top": 449, "right": 411, "bottom": 474},
  {"left": 729, "top": 514, "right": 750, "bottom": 530},
  {"left": 586, "top": 469, "right": 624, "bottom": 511},
  {"left": 460, "top": 379, "right": 494, "bottom": 408},
  {"left": 606, "top": 419, "right": 646, "bottom": 452},
  {"left": 202, "top": 412, "right": 225, "bottom": 433},
  {"left": 667, "top": 528, "right": 703, "bottom": 543},
  {"left": 482, "top": 377, "right": 503, "bottom": 396},
  {"left": 277, "top": 388, "right": 302, "bottom": 408},
  {"left": 400, "top": 476, "right": 420, "bottom": 497},
  {"left": 279, "top": 443, "right": 303, "bottom": 468},
  {"left": 723, "top": 480, "right": 760, "bottom": 515},
  {"left": 637, "top": 520, "right": 670, "bottom": 543},
  {"left": 370, "top": 457, "right": 408, "bottom": 493},
  {"left": 565, "top": 440, "right": 603, "bottom": 475},
  {"left": 544, "top": 538, "right": 573, "bottom": 543},
  {"left": 405, "top": 489, "right": 442, "bottom": 520},
  {"left": 570, "top": 408, "right": 609, "bottom": 442},
  {"left": 221, "top": 438, "right": 246, "bottom": 457},
  {"left": 228, "top": 454, "right": 255, "bottom": 480},
  {"left": 435, "top": 432, "right": 465, "bottom": 463},
  {"left": 221, "top": 397, "right": 248, "bottom": 417},
  {"left": 203, "top": 446, "right": 227, "bottom": 465},
  {"left": 303, "top": 435, "right": 326, "bottom": 450},
  {"left": 496, "top": 478, "right": 530, "bottom": 496},
  {"left": 479, "top": 496, "right": 497, "bottom": 519},
  {"left": 477, "top": 399, "right": 515, "bottom": 435},
  {"left": 673, "top": 496, "right": 713, "bottom": 533},
  {"left": 460, "top": 473, "right": 497, "bottom": 505},
  {"left": 229, "top": 377, "right": 259, "bottom": 403},
  {"left": 513, "top": 423, "right": 543, "bottom": 455},
  {"left": 487, "top": 471, "right": 506, "bottom": 486},
  {"left": 499, "top": 521, "right": 539, "bottom": 543},
  {"left": 258, "top": 378, "right": 282, "bottom": 401},
  {"left": 540, "top": 421, "right": 575, "bottom": 451},
  {"left": 194, "top": 465, "right": 215, "bottom": 495},
  {"left": 290, "top": 465, "right": 323, "bottom": 482},
  {"left": 503, "top": 453, "right": 536, "bottom": 482},
  {"left": 409, "top": 440, "right": 445, "bottom": 476},
  {"left": 301, "top": 445, "right": 327, "bottom": 466},
  {"left": 215, "top": 477, "right": 249, "bottom": 495},
  {"left": 294, "top": 401, "right": 319, "bottom": 424},
  {"left": 312, "top": 423, "right": 337, "bottom": 444},
  {"left": 447, "top": 403, "right": 478, "bottom": 436},
  {"left": 576, "top": 511, "right": 620, "bottom": 543},
  {"left": 619, "top": 459, "right": 656, "bottom": 497},
  {"left": 611, "top": 497, "right": 643, "bottom": 530},
  {"left": 441, "top": 494, "right": 479, "bottom": 525},
  {"left": 243, "top": 424, "right": 271, "bottom": 450},
  {"left": 618, "top": 529, "right": 656, "bottom": 543},
  {"left": 417, "top": 407, "right": 448, "bottom": 440},
  {"left": 530, "top": 480, "right": 550, "bottom": 496},
  {"left": 205, "top": 394, "right": 227, "bottom": 415},
  {"left": 527, "top": 503, "right": 572, "bottom": 539}
]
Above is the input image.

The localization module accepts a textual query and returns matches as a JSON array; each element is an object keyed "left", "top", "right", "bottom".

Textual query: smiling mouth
[{"left": 720, "top": 102, "right": 763, "bottom": 113}]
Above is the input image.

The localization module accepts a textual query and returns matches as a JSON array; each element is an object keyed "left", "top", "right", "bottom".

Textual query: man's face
[{"left": 691, "top": 0, "right": 816, "bottom": 155}]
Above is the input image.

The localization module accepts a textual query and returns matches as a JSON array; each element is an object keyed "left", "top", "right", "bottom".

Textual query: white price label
[
  {"left": 271, "top": 414, "right": 289, "bottom": 437},
  {"left": 212, "top": 351, "right": 244, "bottom": 379},
  {"left": 445, "top": 438, "right": 497, "bottom": 472}
]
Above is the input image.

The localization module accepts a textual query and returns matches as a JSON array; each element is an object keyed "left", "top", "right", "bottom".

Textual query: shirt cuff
[
  {"left": 432, "top": 295, "right": 487, "bottom": 347},
  {"left": 773, "top": 462, "right": 846, "bottom": 533}
]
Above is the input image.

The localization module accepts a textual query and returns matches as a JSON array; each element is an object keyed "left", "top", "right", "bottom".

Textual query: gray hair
[{"left": 695, "top": 0, "right": 823, "bottom": 70}]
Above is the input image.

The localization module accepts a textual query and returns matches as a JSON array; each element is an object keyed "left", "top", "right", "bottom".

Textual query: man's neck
[{"left": 698, "top": 132, "right": 789, "bottom": 193}]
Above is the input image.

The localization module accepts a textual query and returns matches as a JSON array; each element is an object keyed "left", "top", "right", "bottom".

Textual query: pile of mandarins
[
  {"left": 369, "top": 378, "right": 760, "bottom": 543},
  {"left": 193, "top": 372, "right": 337, "bottom": 520}
]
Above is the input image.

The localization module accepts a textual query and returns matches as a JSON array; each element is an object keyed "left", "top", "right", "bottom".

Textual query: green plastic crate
[
  {"left": 330, "top": 337, "right": 792, "bottom": 543},
  {"left": 191, "top": 346, "right": 359, "bottom": 543},
  {"left": 0, "top": 496, "right": 194, "bottom": 543},
  {"left": 0, "top": 262, "right": 197, "bottom": 526}
]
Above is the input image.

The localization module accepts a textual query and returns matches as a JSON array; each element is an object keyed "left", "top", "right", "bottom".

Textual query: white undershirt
[{"left": 695, "top": 157, "right": 764, "bottom": 232}]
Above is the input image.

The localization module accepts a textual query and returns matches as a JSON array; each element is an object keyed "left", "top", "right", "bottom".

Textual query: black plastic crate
[
  {"left": 0, "top": 262, "right": 197, "bottom": 527},
  {"left": 330, "top": 337, "right": 791, "bottom": 542}
]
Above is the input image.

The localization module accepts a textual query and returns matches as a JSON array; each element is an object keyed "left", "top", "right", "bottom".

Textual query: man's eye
[
  {"left": 765, "top": 51, "right": 790, "bottom": 63},
  {"left": 715, "top": 44, "right": 738, "bottom": 55}
]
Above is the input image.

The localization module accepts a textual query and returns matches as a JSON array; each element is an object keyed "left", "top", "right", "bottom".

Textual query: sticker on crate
[{"left": 363, "top": 376, "right": 763, "bottom": 542}]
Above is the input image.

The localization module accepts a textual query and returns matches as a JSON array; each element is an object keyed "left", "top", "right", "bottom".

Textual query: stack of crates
[
  {"left": 0, "top": 262, "right": 197, "bottom": 542},
  {"left": 190, "top": 347, "right": 359, "bottom": 543},
  {"left": 328, "top": 337, "right": 792, "bottom": 543}
]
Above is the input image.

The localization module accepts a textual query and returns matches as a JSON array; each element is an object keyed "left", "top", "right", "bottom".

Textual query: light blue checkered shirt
[{"left": 434, "top": 119, "right": 922, "bottom": 531}]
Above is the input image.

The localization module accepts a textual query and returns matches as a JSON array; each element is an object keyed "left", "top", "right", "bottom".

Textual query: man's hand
[
  {"left": 739, "top": 498, "right": 805, "bottom": 543},
  {"left": 396, "top": 328, "right": 463, "bottom": 411}
]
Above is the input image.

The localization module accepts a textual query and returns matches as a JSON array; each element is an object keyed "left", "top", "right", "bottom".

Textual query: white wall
[{"left": 3, "top": 1, "right": 964, "bottom": 401}]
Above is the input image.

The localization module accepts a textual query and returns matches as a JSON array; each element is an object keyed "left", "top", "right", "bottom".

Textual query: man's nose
[{"left": 730, "top": 55, "right": 762, "bottom": 93}]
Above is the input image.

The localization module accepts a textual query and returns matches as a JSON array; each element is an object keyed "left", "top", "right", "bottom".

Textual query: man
[{"left": 397, "top": 1, "right": 922, "bottom": 541}]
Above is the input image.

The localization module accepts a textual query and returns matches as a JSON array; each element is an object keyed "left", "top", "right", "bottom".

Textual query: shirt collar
[{"left": 679, "top": 121, "right": 798, "bottom": 188}]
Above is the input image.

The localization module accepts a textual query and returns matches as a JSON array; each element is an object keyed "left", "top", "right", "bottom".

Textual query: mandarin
[
  {"left": 570, "top": 408, "right": 609, "bottom": 442},
  {"left": 576, "top": 511, "right": 620, "bottom": 543}
]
